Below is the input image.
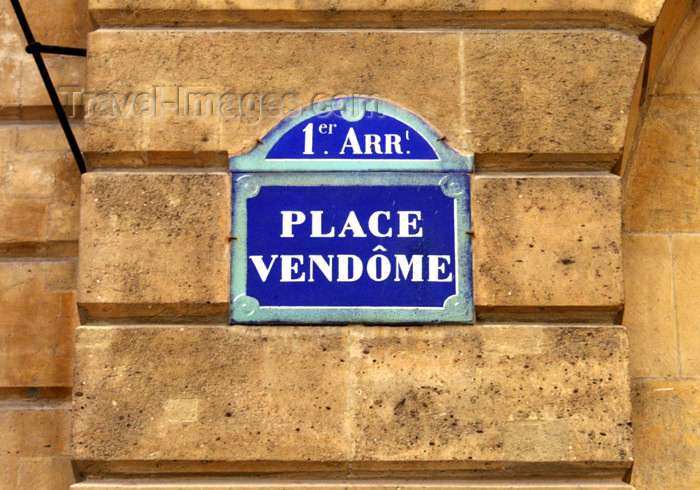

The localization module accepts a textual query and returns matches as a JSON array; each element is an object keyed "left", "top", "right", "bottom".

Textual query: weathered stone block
[
  {"left": 472, "top": 174, "right": 622, "bottom": 319},
  {"left": 0, "top": 260, "right": 78, "bottom": 387},
  {"left": 0, "top": 0, "right": 88, "bottom": 117},
  {"left": 0, "top": 124, "right": 82, "bottom": 245},
  {"left": 622, "top": 234, "right": 678, "bottom": 378},
  {"left": 647, "top": 0, "right": 700, "bottom": 95},
  {"left": 73, "top": 325, "right": 632, "bottom": 477},
  {"left": 85, "top": 29, "right": 462, "bottom": 161},
  {"left": 655, "top": 14, "right": 700, "bottom": 95},
  {"left": 461, "top": 31, "right": 644, "bottom": 158},
  {"left": 87, "top": 0, "right": 664, "bottom": 29},
  {"left": 672, "top": 234, "right": 700, "bottom": 377},
  {"left": 85, "top": 30, "right": 643, "bottom": 166},
  {"left": 77, "top": 172, "right": 230, "bottom": 321},
  {"left": 623, "top": 96, "right": 700, "bottom": 232},
  {"left": 631, "top": 379, "right": 700, "bottom": 489},
  {"left": 0, "top": 403, "right": 74, "bottom": 489}
]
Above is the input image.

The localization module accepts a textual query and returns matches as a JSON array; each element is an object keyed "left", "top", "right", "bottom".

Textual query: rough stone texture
[
  {"left": 0, "top": 402, "right": 75, "bottom": 489},
  {"left": 73, "top": 325, "right": 632, "bottom": 476},
  {"left": 84, "top": 30, "right": 644, "bottom": 165},
  {"left": 631, "top": 379, "right": 700, "bottom": 490},
  {"left": 84, "top": 30, "right": 461, "bottom": 164},
  {"left": 0, "top": 260, "right": 78, "bottom": 387},
  {"left": 77, "top": 172, "right": 230, "bottom": 321},
  {"left": 0, "top": 124, "right": 82, "bottom": 246},
  {"left": 647, "top": 0, "right": 700, "bottom": 95},
  {"left": 672, "top": 234, "right": 700, "bottom": 377},
  {"left": 623, "top": 96, "right": 700, "bottom": 232},
  {"left": 0, "top": 0, "right": 88, "bottom": 118},
  {"left": 621, "top": 234, "right": 678, "bottom": 378},
  {"left": 655, "top": 13, "right": 700, "bottom": 95},
  {"left": 621, "top": 3, "right": 700, "bottom": 488},
  {"left": 87, "top": 0, "right": 664, "bottom": 29},
  {"left": 71, "top": 482, "right": 633, "bottom": 489},
  {"left": 461, "top": 31, "right": 644, "bottom": 157},
  {"left": 472, "top": 174, "right": 622, "bottom": 316}
]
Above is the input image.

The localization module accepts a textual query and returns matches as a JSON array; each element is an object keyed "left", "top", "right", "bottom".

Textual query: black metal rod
[
  {"left": 10, "top": 0, "right": 87, "bottom": 174},
  {"left": 26, "top": 42, "right": 87, "bottom": 57}
]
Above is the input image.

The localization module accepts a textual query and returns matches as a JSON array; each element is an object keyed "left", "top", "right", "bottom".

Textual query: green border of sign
[{"left": 230, "top": 172, "right": 473, "bottom": 324}]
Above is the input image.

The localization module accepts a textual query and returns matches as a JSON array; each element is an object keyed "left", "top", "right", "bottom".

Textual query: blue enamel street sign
[{"left": 230, "top": 98, "right": 474, "bottom": 324}]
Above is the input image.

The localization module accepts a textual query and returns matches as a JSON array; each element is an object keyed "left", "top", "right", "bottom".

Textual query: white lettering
[
  {"left": 337, "top": 254, "right": 362, "bottom": 282},
  {"left": 249, "top": 255, "right": 278, "bottom": 282},
  {"left": 428, "top": 255, "right": 452, "bottom": 282},
  {"left": 280, "top": 255, "right": 305, "bottom": 282},
  {"left": 339, "top": 128, "right": 362, "bottom": 155},
  {"left": 395, "top": 254, "right": 423, "bottom": 282},
  {"left": 310, "top": 211, "right": 335, "bottom": 237},
  {"left": 397, "top": 211, "right": 423, "bottom": 237},
  {"left": 368, "top": 211, "right": 392, "bottom": 237},
  {"left": 367, "top": 246, "right": 390, "bottom": 281},
  {"left": 338, "top": 211, "right": 367, "bottom": 238},
  {"left": 385, "top": 134, "right": 402, "bottom": 154},
  {"left": 364, "top": 134, "right": 383, "bottom": 155},
  {"left": 309, "top": 255, "right": 333, "bottom": 282},
  {"left": 281, "top": 211, "right": 306, "bottom": 238}
]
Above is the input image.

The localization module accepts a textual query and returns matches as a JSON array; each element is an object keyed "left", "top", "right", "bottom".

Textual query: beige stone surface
[
  {"left": 631, "top": 379, "right": 700, "bottom": 489},
  {"left": 461, "top": 31, "right": 644, "bottom": 157},
  {"left": 71, "top": 481, "right": 634, "bottom": 489},
  {"left": 621, "top": 234, "right": 678, "bottom": 378},
  {"left": 623, "top": 96, "right": 700, "bottom": 232},
  {"left": 0, "top": 0, "right": 88, "bottom": 117},
  {"left": 73, "top": 325, "right": 632, "bottom": 475},
  {"left": 647, "top": 0, "right": 700, "bottom": 96},
  {"left": 655, "top": 13, "right": 700, "bottom": 95},
  {"left": 85, "top": 30, "right": 643, "bottom": 165},
  {"left": 472, "top": 174, "right": 622, "bottom": 314},
  {"left": 646, "top": 0, "right": 697, "bottom": 94},
  {"left": 85, "top": 30, "right": 461, "bottom": 164},
  {"left": 0, "top": 124, "right": 82, "bottom": 244},
  {"left": 77, "top": 172, "right": 230, "bottom": 321},
  {"left": 0, "top": 402, "right": 75, "bottom": 489},
  {"left": 0, "top": 260, "right": 78, "bottom": 387},
  {"left": 672, "top": 234, "right": 700, "bottom": 377},
  {"left": 87, "top": 0, "right": 664, "bottom": 28}
]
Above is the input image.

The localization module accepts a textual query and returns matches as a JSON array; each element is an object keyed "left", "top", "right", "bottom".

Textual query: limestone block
[
  {"left": 672, "top": 234, "right": 700, "bottom": 377},
  {"left": 0, "top": 124, "right": 82, "bottom": 244},
  {"left": 87, "top": 0, "right": 664, "bottom": 29},
  {"left": 631, "top": 379, "right": 700, "bottom": 489},
  {"left": 77, "top": 172, "right": 230, "bottom": 321},
  {"left": 0, "top": 260, "right": 78, "bottom": 387},
  {"left": 655, "top": 14, "right": 700, "bottom": 95},
  {"left": 623, "top": 96, "right": 700, "bottom": 232},
  {"left": 0, "top": 0, "right": 88, "bottom": 117},
  {"left": 85, "top": 30, "right": 644, "bottom": 165},
  {"left": 85, "top": 29, "right": 462, "bottom": 161},
  {"left": 461, "top": 31, "right": 644, "bottom": 157},
  {"left": 0, "top": 403, "right": 74, "bottom": 489},
  {"left": 647, "top": 0, "right": 700, "bottom": 95},
  {"left": 71, "top": 482, "right": 633, "bottom": 489},
  {"left": 73, "top": 325, "right": 632, "bottom": 477},
  {"left": 472, "top": 174, "right": 622, "bottom": 318},
  {"left": 621, "top": 234, "right": 678, "bottom": 378}
]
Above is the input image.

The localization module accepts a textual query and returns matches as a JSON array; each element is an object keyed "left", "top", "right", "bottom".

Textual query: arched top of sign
[{"left": 229, "top": 97, "right": 473, "bottom": 172}]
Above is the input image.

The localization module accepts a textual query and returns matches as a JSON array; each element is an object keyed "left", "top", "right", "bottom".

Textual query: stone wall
[
  {"left": 71, "top": 1, "right": 648, "bottom": 488},
  {"left": 622, "top": 0, "right": 700, "bottom": 488},
  {"left": 1, "top": 0, "right": 698, "bottom": 489},
  {"left": 0, "top": 0, "right": 88, "bottom": 488}
]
